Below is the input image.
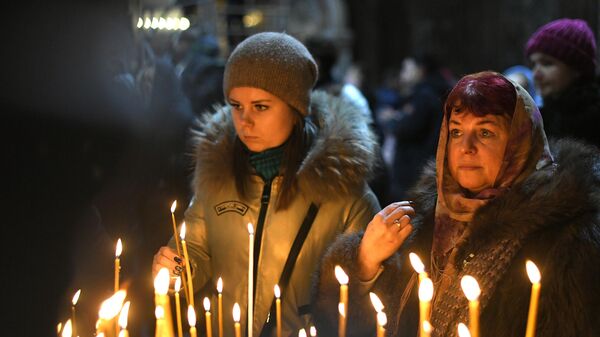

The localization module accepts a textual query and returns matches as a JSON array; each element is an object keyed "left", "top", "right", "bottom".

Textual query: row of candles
[{"left": 57, "top": 200, "right": 542, "bottom": 337}]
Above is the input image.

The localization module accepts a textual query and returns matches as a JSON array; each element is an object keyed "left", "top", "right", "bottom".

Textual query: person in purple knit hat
[{"left": 525, "top": 18, "right": 600, "bottom": 148}]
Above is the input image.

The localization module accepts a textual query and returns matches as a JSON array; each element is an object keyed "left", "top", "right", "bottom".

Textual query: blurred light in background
[
  {"left": 243, "top": 10, "right": 263, "bottom": 28},
  {"left": 136, "top": 16, "right": 190, "bottom": 31}
]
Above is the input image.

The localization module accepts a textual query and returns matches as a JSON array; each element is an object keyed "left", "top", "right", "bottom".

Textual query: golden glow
[
  {"left": 457, "top": 323, "right": 471, "bottom": 337},
  {"left": 99, "top": 290, "right": 127, "bottom": 320},
  {"left": 154, "top": 268, "right": 170, "bottom": 295},
  {"left": 418, "top": 277, "right": 434, "bottom": 301},
  {"left": 179, "top": 17, "right": 190, "bottom": 31},
  {"left": 174, "top": 277, "right": 182, "bottom": 292},
  {"left": 203, "top": 297, "right": 211, "bottom": 311},
  {"left": 119, "top": 301, "right": 130, "bottom": 329},
  {"left": 72, "top": 289, "right": 81, "bottom": 306},
  {"left": 298, "top": 328, "right": 307, "bottom": 337},
  {"left": 409, "top": 252, "right": 425, "bottom": 274},
  {"left": 97, "top": 333, "right": 105, "bottom": 337},
  {"left": 309, "top": 326, "right": 317, "bottom": 337},
  {"left": 369, "top": 292, "right": 384, "bottom": 312},
  {"left": 57, "top": 322, "right": 63, "bottom": 334},
  {"left": 116, "top": 238, "right": 123, "bottom": 257},
  {"left": 338, "top": 303, "right": 345, "bottom": 317},
  {"left": 136, "top": 17, "right": 143, "bottom": 28},
  {"left": 188, "top": 305, "right": 197, "bottom": 327},
  {"left": 119, "top": 331, "right": 127, "bottom": 337},
  {"left": 274, "top": 284, "right": 281, "bottom": 299},
  {"left": 155, "top": 306, "right": 165, "bottom": 320},
  {"left": 247, "top": 223, "right": 254, "bottom": 235},
  {"left": 233, "top": 303, "right": 241, "bottom": 322},
  {"left": 62, "top": 319, "right": 72, "bottom": 337},
  {"left": 423, "top": 321, "right": 432, "bottom": 334},
  {"left": 334, "top": 265, "right": 349, "bottom": 285},
  {"left": 526, "top": 260, "right": 541, "bottom": 284},
  {"left": 243, "top": 10, "right": 263, "bottom": 28},
  {"left": 180, "top": 222, "right": 187, "bottom": 240},
  {"left": 460, "top": 275, "right": 481, "bottom": 301},
  {"left": 217, "top": 277, "right": 223, "bottom": 293},
  {"left": 377, "top": 312, "right": 387, "bottom": 327},
  {"left": 171, "top": 200, "right": 177, "bottom": 213}
]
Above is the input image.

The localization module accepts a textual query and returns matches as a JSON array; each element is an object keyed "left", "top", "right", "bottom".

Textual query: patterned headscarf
[{"left": 431, "top": 72, "right": 554, "bottom": 265}]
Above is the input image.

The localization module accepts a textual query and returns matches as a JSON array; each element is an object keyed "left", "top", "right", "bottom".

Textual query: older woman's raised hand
[{"left": 357, "top": 201, "right": 414, "bottom": 280}]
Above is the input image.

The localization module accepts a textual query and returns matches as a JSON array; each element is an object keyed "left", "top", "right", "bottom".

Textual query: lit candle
[
  {"left": 369, "top": 292, "right": 384, "bottom": 313},
  {"left": 525, "top": 260, "right": 541, "bottom": 337},
  {"left": 174, "top": 277, "right": 184, "bottom": 337},
  {"left": 457, "top": 322, "right": 471, "bottom": 337},
  {"left": 422, "top": 321, "right": 432, "bottom": 337},
  {"left": 217, "top": 277, "right": 224, "bottom": 337},
  {"left": 98, "top": 290, "right": 127, "bottom": 336},
  {"left": 309, "top": 326, "right": 317, "bottom": 337},
  {"left": 119, "top": 301, "right": 131, "bottom": 337},
  {"left": 299, "top": 328, "right": 307, "bottom": 337},
  {"left": 62, "top": 319, "right": 72, "bottom": 337},
  {"left": 418, "top": 277, "right": 433, "bottom": 337},
  {"left": 248, "top": 223, "right": 255, "bottom": 337},
  {"left": 180, "top": 222, "right": 195, "bottom": 307},
  {"left": 57, "top": 322, "right": 63, "bottom": 337},
  {"left": 171, "top": 201, "right": 189, "bottom": 304},
  {"left": 274, "top": 285, "right": 282, "bottom": 337},
  {"left": 204, "top": 297, "right": 213, "bottom": 337},
  {"left": 156, "top": 306, "right": 166, "bottom": 337},
  {"left": 115, "top": 239, "right": 122, "bottom": 292},
  {"left": 233, "top": 303, "right": 241, "bottom": 337},
  {"left": 154, "top": 268, "right": 175, "bottom": 337},
  {"left": 71, "top": 289, "right": 81, "bottom": 337},
  {"left": 460, "top": 275, "right": 480, "bottom": 337},
  {"left": 409, "top": 252, "right": 428, "bottom": 282},
  {"left": 376, "top": 312, "right": 387, "bottom": 337},
  {"left": 334, "top": 266, "right": 349, "bottom": 337},
  {"left": 188, "top": 305, "right": 198, "bottom": 337},
  {"left": 338, "top": 303, "right": 346, "bottom": 337}
]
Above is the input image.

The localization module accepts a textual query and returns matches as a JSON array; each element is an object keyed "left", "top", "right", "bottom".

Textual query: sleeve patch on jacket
[{"left": 214, "top": 201, "right": 249, "bottom": 216}]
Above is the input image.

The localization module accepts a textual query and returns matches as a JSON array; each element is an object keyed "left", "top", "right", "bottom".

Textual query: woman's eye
[
  {"left": 229, "top": 103, "right": 241, "bottom": 110},
  {"left": 255, "top": 104, "right": 268, "bottom": 111},
  {"left": 480, "top": 129, "right": 493, "bottom": 137},
  {"left": 450, "top": 129, "right": 462, "bottom": 138}
]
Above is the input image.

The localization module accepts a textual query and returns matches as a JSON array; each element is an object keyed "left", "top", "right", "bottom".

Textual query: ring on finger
[{"left": 393, "top": 218, "right": 401, "bottom": 228}]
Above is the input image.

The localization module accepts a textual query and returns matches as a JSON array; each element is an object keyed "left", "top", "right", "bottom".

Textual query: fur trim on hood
[{"left": 188, "top": 90, "right": 380, "bottom": 201}]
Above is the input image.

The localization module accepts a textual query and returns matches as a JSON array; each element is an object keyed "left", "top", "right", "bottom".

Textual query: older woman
[{"left": 312, "top": 71, "right": 600, "bottom": 337}]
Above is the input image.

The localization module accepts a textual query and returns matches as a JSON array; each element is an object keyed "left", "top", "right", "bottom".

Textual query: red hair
[{"left": 444, "top": 71, "right": 516, "bottom": 118}]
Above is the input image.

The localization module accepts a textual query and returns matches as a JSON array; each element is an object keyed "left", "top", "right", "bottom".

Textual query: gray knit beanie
[{"left": 223, "top": 32, "right": 318, "bottom": 117}]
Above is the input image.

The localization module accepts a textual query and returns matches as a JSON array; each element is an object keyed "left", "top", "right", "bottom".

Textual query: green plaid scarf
[{"left": 248, "top": 145, "right": 285, "bottom": 182}]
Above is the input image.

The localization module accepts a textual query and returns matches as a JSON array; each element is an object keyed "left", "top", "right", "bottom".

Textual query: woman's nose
[{"left": 460, "top": 133, "right": 477, "bottom": 154}]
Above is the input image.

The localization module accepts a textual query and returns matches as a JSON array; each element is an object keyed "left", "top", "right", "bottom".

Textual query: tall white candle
[{"left": 247, "top": 223, "right": 255, "bottom": 337}]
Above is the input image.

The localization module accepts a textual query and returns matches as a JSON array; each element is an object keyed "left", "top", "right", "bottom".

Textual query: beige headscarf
[{"left": 431, "top": 72, "right": 554, "bottom": 265}]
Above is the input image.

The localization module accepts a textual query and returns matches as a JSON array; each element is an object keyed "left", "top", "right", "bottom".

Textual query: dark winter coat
[{"left": 312, "top": 139, "right": 600, "bottom": 337}]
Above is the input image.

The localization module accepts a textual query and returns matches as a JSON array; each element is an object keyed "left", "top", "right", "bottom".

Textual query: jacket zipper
[{"left": 252, "top": 179, "right": 272, "bottom": 309}]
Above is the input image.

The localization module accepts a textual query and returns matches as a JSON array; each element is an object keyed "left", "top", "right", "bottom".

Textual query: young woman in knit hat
[
  {"left": 312, "top": 71, "right": 600, "bottom": 337},
  {"left": 152, "top": 32, "right": 381, "bottom": 337},
  {"left": 525, "top": 18, "right": 600, "bottom": 148}
]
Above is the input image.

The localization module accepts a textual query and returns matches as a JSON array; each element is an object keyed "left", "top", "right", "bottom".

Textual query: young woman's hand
[
  {"left": 357, "top": 201, "right": 414, "bottom": 280},
  {"left": 152, "top": 246, "right": 184, "bottom": 279}
]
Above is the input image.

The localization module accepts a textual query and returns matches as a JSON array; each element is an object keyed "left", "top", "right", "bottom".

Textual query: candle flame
[
  {"left": 174, "top": 277, "right": 182, "bottom": 292},
  {"left": 95, "top": 319, "right": 101, "bottom": 330},
  {"left": 298, "top": 328, "right": 307, "bottom": 337},
  {"left": 119, "top": 331, "right": 127, "bottom": 337},
  {"left": 203, "top": 297, "right": 211, "bottom": 311},
  {"left": 418, "top": 277, "right": 434, "bottom": 301},
  {"left": 99, "top": 290, "right": 127, "bottom": 320},
  {"left": 460, "top": 275, "right": 481, "bottom": 301},
  {"left": 97, "top": 333, "right": 105, "bottom": 337},
  {"left": 116, "top": 239, "right": 123, "bottom": 257},
  {"left": 119, "top": 301, "right": 131, "bottom": 329},
  {"left": 72, "top": 289, "right": 81, "bottom": 306},
  {"left": 180, "top": 222, "right": 187, "bottom": 240},
  {"left": 457, "top": 323, "right": 471, "bottom": 337},
  {"left": 526, "top": 260, "right": 541, "bottom": 284},
  {"left": 171, "top": 200, "right": 177, "bottom": 213},
  {"left": 334, "top": 265, "right": 349, "bottom": 285},
  {"left": 338, "top": 303, "right": 345, "bottom": 317},
  {"left": 217, "top": 277, "right": 223, "bottom": 293},
  {"left": 377, "top": 312, "right": 387, "bottom": 327},
  {"left": 154, "top": 268, "right": 170, "bottom": 295},
  {"left": 188, "top": 305, "right": 197, "bottom": 326},
  {"left": 155, "top": 306, "right": 165, "bottom": 320},
  {"left": 409, "top": 252, "right": 425, "bottom": 274},
  {"left": 369, "top": 292, "right": 384, "bottom": 312},
  {"left": 423, "top": 321, "right": 432, "bottom": 334},
  {"left": 274, "top": 284, "right": 281, "bottom": 299},
  {"left": 247, "top": 222, "right": 254, "bottom": 235},
  {"left": 309, "top": 326, "right": 317, "bottom": 337},
  {"left": 62, "top": 319, "right": 72, "bottom": 337},
  {"left": 57, "top": 322, "right": 63, "bottom": 334},
  {"left": 233, "top": 303, "right": 241, "bottom": 322}
]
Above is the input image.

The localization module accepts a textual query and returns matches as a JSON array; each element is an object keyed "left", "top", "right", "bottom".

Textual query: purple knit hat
[{"left": 525, "top": 18, "right": 597, "bottom": 78}]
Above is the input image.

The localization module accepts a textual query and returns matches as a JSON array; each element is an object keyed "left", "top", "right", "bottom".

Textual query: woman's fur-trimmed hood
[{"left": 188, "top": 90, "right": 380, "bottom": 201}]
